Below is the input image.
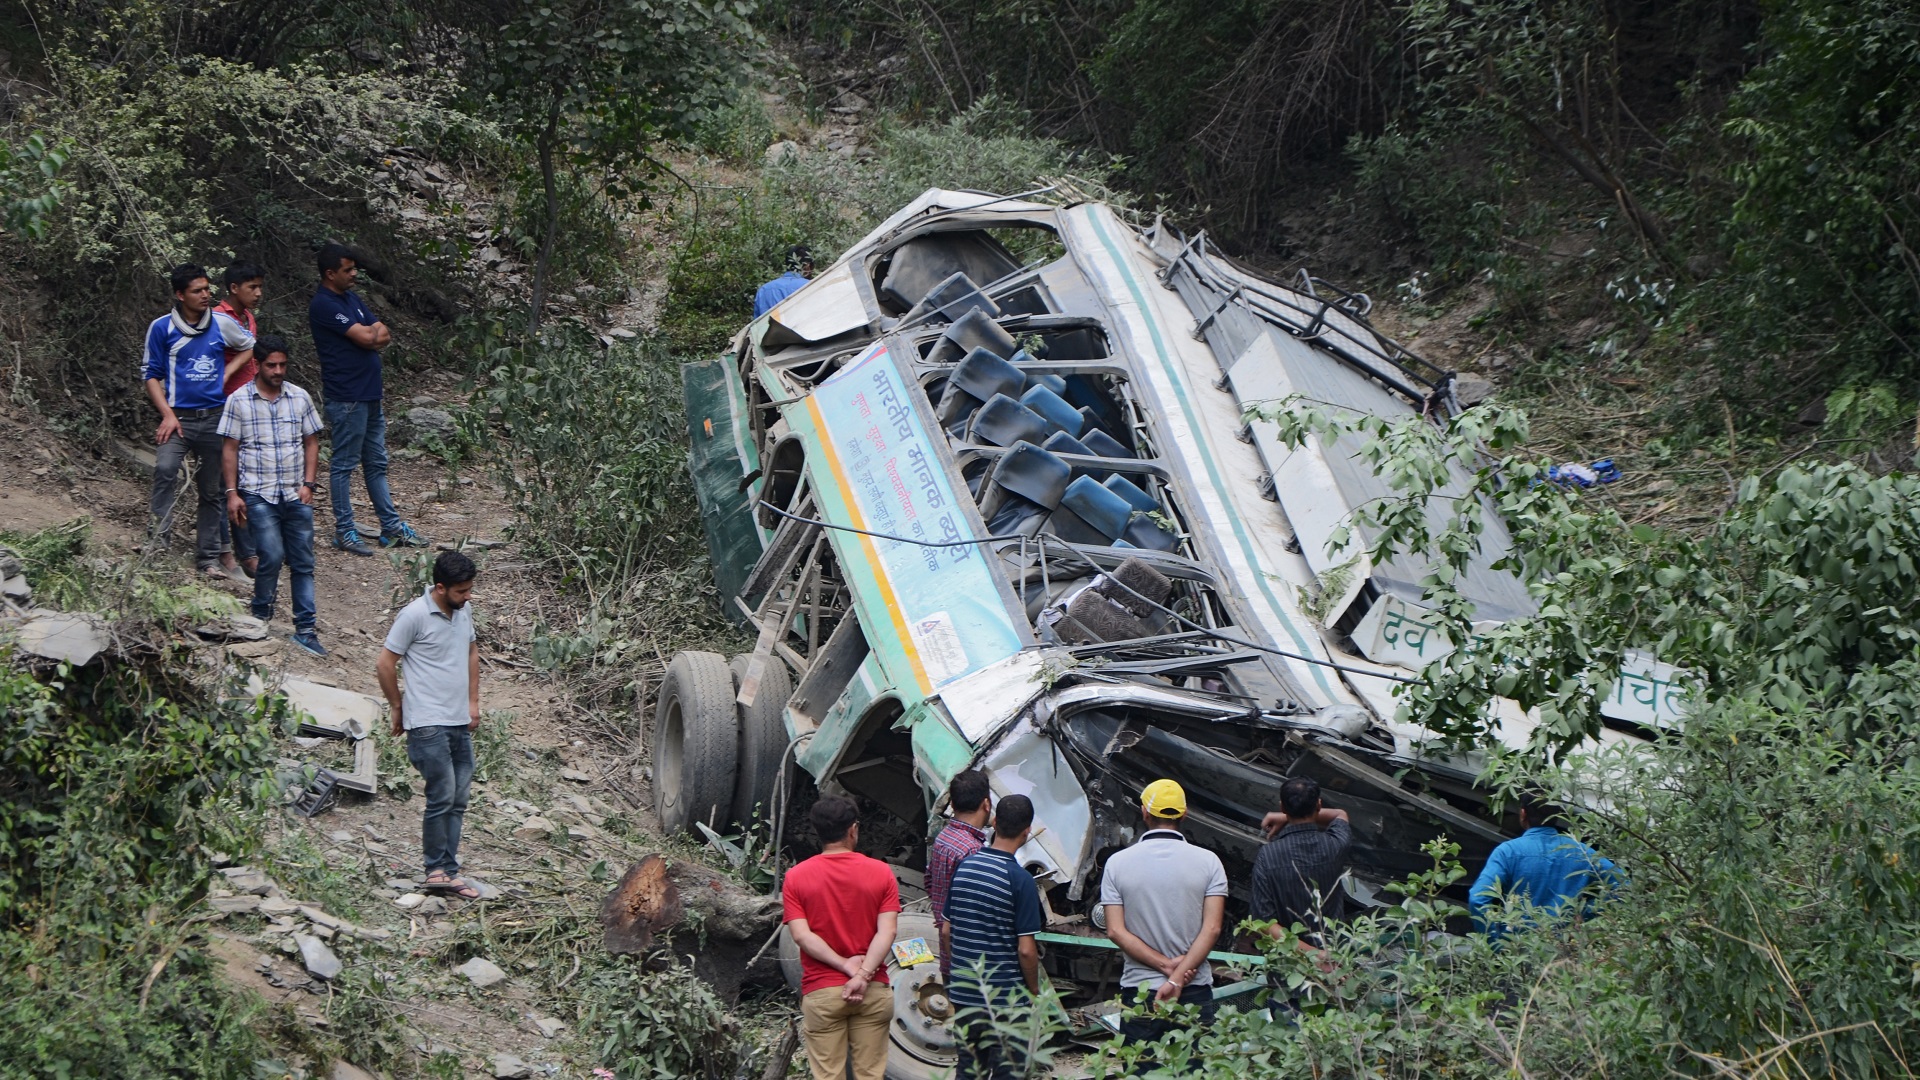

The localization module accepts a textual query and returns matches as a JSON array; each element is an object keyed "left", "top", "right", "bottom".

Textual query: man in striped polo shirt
[{"left": 946, "top": 793, "right": 1043, "bottom": 1080}]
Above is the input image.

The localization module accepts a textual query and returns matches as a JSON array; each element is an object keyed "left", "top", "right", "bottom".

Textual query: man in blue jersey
[
  {"left": 946, "top": 793, "right": 1043, "bottom": 1080},
  {"left": 309, "top": 242, "right": 425, "bottom": 556},
  {"left": 143, "top": 263, "right": 256, "bottom": 574},
  {"left": 753, "top": 245, "right": 813, "bottom": 318}
]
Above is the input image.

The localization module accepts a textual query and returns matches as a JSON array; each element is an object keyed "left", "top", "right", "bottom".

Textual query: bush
[
  {"left": 657, "top": 98, "right": 1119, "bottom": 355},
  {"left": 582, "top": 957, "right": 751, "bottom": 1079}
]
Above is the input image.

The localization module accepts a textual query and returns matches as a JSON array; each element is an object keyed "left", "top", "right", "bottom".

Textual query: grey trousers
[{"left": 148, "top": 411, "right": 226, "bottom": 566}]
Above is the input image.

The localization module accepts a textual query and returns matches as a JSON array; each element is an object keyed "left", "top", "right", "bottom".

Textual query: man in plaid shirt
[
  {"left": 220, "top": 333, "right": 327, "bottom": 657},
  {"left": 926, "top": 769, "right": 993, "bottom": 982}
]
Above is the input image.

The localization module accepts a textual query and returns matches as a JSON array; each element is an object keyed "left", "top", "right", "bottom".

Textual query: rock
[
  {"left": 395, "top": 893, "right": 428, "bottom": 909},
  {"left": 0, "top": 546, "right": 24, "bottom": 579},
  {"left": 14, "top": 612, "right": 112, "bottom": 665},
  {"left": 194, "top": 614, "right": 269, "bottom": 642},
  {"left": 331, "top": 1061, "right": 380, "bottom": 1080},
  {"left": 310, "top": 924, "right": 336, "bottom": 940},
  {"left": 328, "top": 830, "right": 355, "bottom": 843},
  {"left": 492, "top": 1053, "right": 532, "bottom": 1079},
  {"left": 411, "top": 394, "right": 440, "bottom": 407},
  {"left": 415, "top": 896, "right": 449, "bottom": 916},
  {"left": 221, "top": 867, "right": 277, "bottom": 896},
  {"left": 226, "top": 639, "right": 281, "bottom": 659},
  {"left": 513, "top": 816, "right": 555, "bottom": 840},
  {"left": 560, "top": 768, "right": 592, "bottom": 782},
  {"left": 386, "top": 878, "right": 421, "bottom": 891},
  {"left": 535, "top": 1016, "right": 566, "bottom": 1038},
  {"left": 296, "top": 934, "right": 343, "bottom": 979},
  {"left": 395, "top": 406, "right": 457, "bottom": 448},
  {"left": 567, "top": 824, "right": 598, "bottom": 841},
  {"left": 208, "top": 895, "right": 261, "bottom": 915},
  {"left": 464, "top": 877, "right": 503, "bottom": 900},
  {"left": 764, "top": 139, "right": 802, "bottom": 166},
  {"left": 299, "top": 905, "right": 345, "bottom": 930},
  {"left": 257, "top": 896, "right": 301, "bottom": 917},
  {"left": 608, "top": 327, "right": 637, "bottom": 340},
  {"left": 1452, "top": 373, "right": 1496, "bottom": 406},
  {"left": 422, "top": 164, "right": 450, "bottom": 184},
  {"left": 457, "top": 956, "right": 509, "bottom": 988},
  {"left": 1, "top": 573, "right": 29, "bottom": 604}
]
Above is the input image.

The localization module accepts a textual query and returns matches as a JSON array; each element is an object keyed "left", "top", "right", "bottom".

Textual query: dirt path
[{"left": 0, "top": 387, "right": 755, "bottom": 1077}]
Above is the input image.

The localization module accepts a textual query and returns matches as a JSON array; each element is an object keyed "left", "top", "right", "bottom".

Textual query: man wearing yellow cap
[{"left": 1098, "top": 778, "right": 1229, "bottom": 1060}]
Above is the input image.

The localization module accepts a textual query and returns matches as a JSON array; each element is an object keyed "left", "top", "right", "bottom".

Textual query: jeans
[
  {"left": 956, "top": 1006, "right": 1029, "bottom": 1080},
  {"left": 324, "top": 399, "right": 402, "bottom": 540},
  {"left": 407, "top": 724, "right": 474, "bottom": 876},
  {"left": 148, "top": 411, "right": 226, "bottom": 566},
  {"left": 1116, "top": 983, "right": 1216, "bottom": 1073},
  {"left": 220, "top": 512, "right": 254, "bottom": 564},
  {"left": 243, "top": 494, "right": 315, "bottom": 631}
]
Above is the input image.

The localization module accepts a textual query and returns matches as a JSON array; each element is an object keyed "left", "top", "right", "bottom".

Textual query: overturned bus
[{"left": 660, "top": 189, "right": 1677, "bottom": 1075}]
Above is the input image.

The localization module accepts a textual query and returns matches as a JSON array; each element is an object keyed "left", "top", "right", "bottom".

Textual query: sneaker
[
  {"left": 379, "top": 523, "right": 429, "bottom": 548},
  {"left": 334, "top": 529, "right": 375, "bottom": 556},
  {"left": 290, "top": 631, "right": 329, "bottom": 658}
]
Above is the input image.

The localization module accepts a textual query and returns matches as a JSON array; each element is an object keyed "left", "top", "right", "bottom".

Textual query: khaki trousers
[{"left": 800, "top": 983, "right": 894, "bottom": 1080}]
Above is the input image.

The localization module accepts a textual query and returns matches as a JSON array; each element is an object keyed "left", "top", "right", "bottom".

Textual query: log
[{"left": 599, "top": 854, "right": 785, "bottom": 1001}]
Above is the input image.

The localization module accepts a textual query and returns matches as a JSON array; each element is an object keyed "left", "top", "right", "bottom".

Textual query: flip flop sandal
[
  {"left": 198, "top": 565, "right": 231, "bottom": 580},
  {"left": 423, "top": 874, "right": 483, "bottom": 900}
]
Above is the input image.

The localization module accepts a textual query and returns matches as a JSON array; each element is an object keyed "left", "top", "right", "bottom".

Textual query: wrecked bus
[{"left": 661, "top": 189, "right": 1675, "bottom": 1076}]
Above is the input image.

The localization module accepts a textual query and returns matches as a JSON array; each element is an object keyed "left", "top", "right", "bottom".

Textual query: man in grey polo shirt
[
  {"left": 1099, "top": 778, "right": 1228, "bottom": 1064},
  {"left": 378, "top": 550, "right": 482, "bottom": 898}
]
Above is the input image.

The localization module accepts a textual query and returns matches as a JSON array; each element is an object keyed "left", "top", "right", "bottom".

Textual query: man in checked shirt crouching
[{"left": 220, "top": 333, "right": 328, "bottom": 657}]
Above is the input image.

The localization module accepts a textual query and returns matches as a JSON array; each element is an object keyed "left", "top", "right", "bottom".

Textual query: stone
[
  {"left": 385, "top": 878, "right": 421, "bottom": 891},
  {"left": 394, "top": 893, "right": 428, "bottom": 909},
  {"left": 194, "top": 614, "right": 269, "bottom": 642},
  {"left": 222, "top": 868, "right": 276, "bottom": 896},
  {"left": 278, "top": 936, "right": 300, "bottom": 955},
  {"left": 560, "top": 768, "right": 592, "bottom": 782},
  {"left": 399, "top": 407, "right": 458, "bottom": 447},
  {"left": 457, "top": 956, "right": 508, "bottom": 988},
  {"left": 257, "top": 896, "right": 301, "bottom": 917},
  {"left": 310, "top": 924, "right": 336, "bottom": 940},
  {"left": 331, "top": 1061, "right": 380, "bottom": 1080},
  {"left": 296, "top": 934, "right": 343, "bottom": 979},
  {"left": 608, "top": 327, "right": 636, "bottom": 340},
  {"left": 1453, "top": 373, "right": 1497, "bottom": 406},
  {"left": 226, "top": 639, "right": 281, "bottom": 660},
  {"left": 513, "top": 816, "right": 555, "bottom": 840},
  {"left": 567, "top": 824, "right": 597, "bottom": 841},
  {"left": 411, "top": 394, "right": 439, "bottom": 407},
  {"left": 492, "top": 1053, "right": 532, "bottom": 1079},
  {"left": 328, "top": 830, "right": 355, "bottom": 843},
  {"left": 415, "top": 896, "right": 448, "bottom": 916},
  {"left": 1, "top": 573, "right": 30, "bottom": 603},
  {"left": 208, "top": 895, "right": 261, "bottom": 915},
  {"left": 764, "top": 139, "right": 801, "bottom": 166},
  {"left": 14, "top": 612, "right": 111, "bottom": 665},
  {"left": 534, "top": 1016, "right": 566, "bottom": 1038},
  {"left": 299, "top": 905, "right": 345, "bottom": 930},
  {"left": 464, "top": 877, "right": 503, "bottom": 900}
]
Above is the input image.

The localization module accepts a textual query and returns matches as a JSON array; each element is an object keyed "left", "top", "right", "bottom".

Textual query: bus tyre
[
  {"left": 651, "top": 650, "right": 738, "bottom": 836},
  {"left": 730, "top": 654, "right": 793, "bottom": 828}
]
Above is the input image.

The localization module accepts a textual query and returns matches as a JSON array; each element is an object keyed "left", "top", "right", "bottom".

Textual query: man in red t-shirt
[
  {"left": 214, "top": 261, "right": 265, "bottom": 578},
  {"left": 782, "top": 796, "right": 901, "bottom": 1080}
]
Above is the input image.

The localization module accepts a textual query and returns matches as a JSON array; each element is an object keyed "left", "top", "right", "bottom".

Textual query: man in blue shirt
[
  {"left": 753, "top": 245, "right": 813, "bottom": 318},
  {"left": 1469, "top": 793, "right": 1623, "bottom": 936},
  {"left": 946, "top": 793, "right": 1044, "bottom": 1080},
  {"left": 143, "top": 263, "right": 256, "bottom": 575},
  {"left": 309, "top": 242, "right": 425, "bottom": 556}
]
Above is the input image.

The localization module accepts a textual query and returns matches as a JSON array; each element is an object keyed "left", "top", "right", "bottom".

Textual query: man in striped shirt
[
  {"left": 927, "top": 769, "right": 993, "bottom": 982},
  {"left": 220, "top": 334, "right": 326, "bottom": 657},
  {"left": 946, "top": 793, "right": 1043, "bottom": 1080}
]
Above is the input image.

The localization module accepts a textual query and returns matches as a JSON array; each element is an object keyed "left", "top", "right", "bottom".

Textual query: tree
[
  {"left": 0, "top": 133, "right": 69, "bottom": 240},
  {"left": 466, "top": 0, "right": 757, "bottom": 331}
]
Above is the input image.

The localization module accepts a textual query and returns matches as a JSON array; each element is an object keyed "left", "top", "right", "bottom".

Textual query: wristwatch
[{"left": 301, "top": 481, "right": 317, "bottom": 490}]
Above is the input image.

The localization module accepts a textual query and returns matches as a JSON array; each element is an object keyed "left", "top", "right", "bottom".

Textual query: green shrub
[{"left": 582, "top": 957, "right": 751, "bottom": 1079}]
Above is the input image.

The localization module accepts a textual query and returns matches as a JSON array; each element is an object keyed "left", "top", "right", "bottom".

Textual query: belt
[{"left": 173, "top": 407, "right": 220, "bottom": 419}]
